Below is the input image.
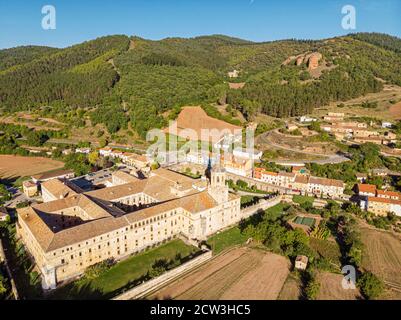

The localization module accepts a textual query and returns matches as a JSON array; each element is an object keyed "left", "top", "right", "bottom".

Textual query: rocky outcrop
[
  {"left": 282, "top": 52, "right": 322, "bottom": 70},
  {"left": 306, "top": 52, "right": 322, "bottom": 70}
]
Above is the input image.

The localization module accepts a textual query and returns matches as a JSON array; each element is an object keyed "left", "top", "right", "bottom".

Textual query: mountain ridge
[{"left": 0, "top": 32, "right": 400, "bottom": 137}]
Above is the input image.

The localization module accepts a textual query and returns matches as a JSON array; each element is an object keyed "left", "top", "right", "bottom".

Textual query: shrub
[
  {"left": 357, "top": 272, "right": 384, "bottom": 300},
  {"left": 84, "top": 259, "right": 115, "bottom": 280}
]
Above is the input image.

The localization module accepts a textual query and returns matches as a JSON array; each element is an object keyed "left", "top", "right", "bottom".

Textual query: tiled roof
[
  {"left": 41, "top": 179, "right": 80, "bottom": 200},
  {"left": 309, "top": 177, "right": 344, "bottom": 188},
  {"left": 357, "top": 184, "right": 377, "bottom": 194},
  {"left": 32, "top": 169, "right": 74, "bottom": 181},
  {"left": 18, "top": 168, "right": 230, "bottom": 253},
  {"left": 368, "top": 196, "right": 401, "bottom": 206}
]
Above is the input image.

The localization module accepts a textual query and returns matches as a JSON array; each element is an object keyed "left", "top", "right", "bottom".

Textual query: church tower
[{"left": 208, "top": 165, "right": 229, "bottom": 204}]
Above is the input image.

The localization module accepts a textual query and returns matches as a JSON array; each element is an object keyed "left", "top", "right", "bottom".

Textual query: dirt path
[{"left": 257, "top": 129, "right": 350, "bottom": 164}]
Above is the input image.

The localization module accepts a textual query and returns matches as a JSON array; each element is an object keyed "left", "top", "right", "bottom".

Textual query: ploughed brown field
[
  {"left": 389, "top": 101, "right": 401, "bottom": 120},
  {"left": 0, "top": 155, "right": 64, "bottom": 179},
  {"left": 317, "top": 272, "right": 361, "bottom": 300},
  {"left": 164, "top": 106, "right": 242, "bottom": 142},
  {"left": 360, "top": 226, "right": 401, "bottom": 299},
  {"left": 149, "top": 247, "right": 290, "bottom": 300}
]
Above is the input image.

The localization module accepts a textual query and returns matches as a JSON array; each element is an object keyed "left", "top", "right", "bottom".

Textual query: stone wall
[{"left": 241, "top": 196, "right": 282, "bottom": 219}]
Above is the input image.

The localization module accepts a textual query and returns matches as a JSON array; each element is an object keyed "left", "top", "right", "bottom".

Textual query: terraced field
[{"left": 360, "top": 226, "right": 401, "bottom": 299}]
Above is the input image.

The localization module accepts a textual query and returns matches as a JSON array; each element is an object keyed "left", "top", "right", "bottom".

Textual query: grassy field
[
  {"left": 310, "top": 238, "right": 342, "bottom": 269},
  {"left": 264, "top": 203, "right": 289, "bottom": 220},
  {"left": 207, "top": 227, "right": 248, "bottom": 254},
  {"left": 292, "top": 195, "right": 315, "bottom": 205},
  {"left": 48, "top": 239, "right": 199, "bottom": 300}
]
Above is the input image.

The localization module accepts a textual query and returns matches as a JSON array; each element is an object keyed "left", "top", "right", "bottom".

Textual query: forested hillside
[{"left": 0, "top": 32, "right": 400, "bottom": 138}]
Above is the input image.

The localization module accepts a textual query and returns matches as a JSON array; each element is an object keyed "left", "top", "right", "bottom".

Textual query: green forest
[{"left": 1, "top": 33, "right": 401, "bottom": 138}]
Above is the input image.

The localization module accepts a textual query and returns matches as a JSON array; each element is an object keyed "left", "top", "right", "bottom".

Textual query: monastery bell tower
[{"left": 208, "top": 166, "right": 229, "bottom": 204}]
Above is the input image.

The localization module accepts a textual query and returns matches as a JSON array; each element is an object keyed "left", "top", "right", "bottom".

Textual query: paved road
[
  {"left": 3, "top": 189, "right": 29, "bottom": 209},
  {"left": 257, "top": 130, "right": 350, "bottom": 165}
]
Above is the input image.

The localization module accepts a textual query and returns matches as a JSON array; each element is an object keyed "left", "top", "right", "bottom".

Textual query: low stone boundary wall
[
  {"left": 0, "top": 238, "right": 19, "bottom": 299},
  {"left": 241, "top": 196, "right": 282, "bottom": 219},
  {"left": 112, "top": 250, "right": 213, "bottom": 300}
]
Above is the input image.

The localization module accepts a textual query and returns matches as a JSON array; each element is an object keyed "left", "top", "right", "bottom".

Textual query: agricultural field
[
  {"left": 278, "top": 273, "right": 302, "bottom": 300},
  {"left": 149, "top": 247, "right": 290, "bottom": 300},
  {"left": 0, "top": 155, "right": 64, "bottom": 180},
  {"left": 312, "top": 84, "right": 401, "bottom": 121},
  {"left": 360, "top": 225, "right": 401, "bottom": 299},
  {"left": 316, "top": 272, "right": 361, "bottom": 300},
  {"left": 164, "top": 106, "right": 242, "bottom": 143}
]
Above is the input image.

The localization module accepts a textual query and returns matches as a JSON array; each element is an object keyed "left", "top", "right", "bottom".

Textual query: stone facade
[{"left": 17, "top": 168, "right": 241, "bottom": 290}]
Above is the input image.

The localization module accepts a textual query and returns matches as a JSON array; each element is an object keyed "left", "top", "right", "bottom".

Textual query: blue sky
[{"left": 0, "top": 0, "right": 400, "bottom": 49}]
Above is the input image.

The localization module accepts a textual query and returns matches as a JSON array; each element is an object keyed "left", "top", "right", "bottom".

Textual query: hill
[{"left": 1, "top": 32, "right": 401, "bottom": 139}]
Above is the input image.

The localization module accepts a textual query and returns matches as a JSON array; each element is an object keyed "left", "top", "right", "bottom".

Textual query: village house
[
  {"left": 220, "top": 154, "right": 253, "bottom": 178},
  {"left": 371, "top": 168, "right": 388, "bottom": 177},
  {"left": 356, "top": 184, "right": 377, "bottom": 197},
  {"left": 295, "top": 255, "right": 309, "bottom": 271},
  {"left": 253, "top": 168, "right": 344, "bottom": 198},
  {"left": 355, "top": 173, "right": 368, "bottom": 183},
  {"left": 32, "top": 169, "right": 75, "bottom": 184},
  {"left": 122, "top": 153, "right": 150, "bottom": 169},
  {"left": 363, "top": 197, "right": 401, "bottom": 217},
  {"left": 227, "top": 69, "right": 240, "bottom": 78},
  {"left": 299, "top": 116, "right": 317, "bottom": 123},
  {"left": 307, "top": 177, "right": 344, "bottom": 198},
  {"left": 23, "top": 180, "right": 38, "bottom": 198},
  {"left": 233, "top": 148, "right": 263, "bottom": 161},
  {"left": 356, "top": 184, "right": 401, "bottom": 216},
  {"left": 286, "top": 123, "right": 299, "bottom": 132},
  {"left": 75, "top": 147, "right": 91, "bottom": 154},
  {"left": 99, "top": 147, "right": 113, "bottom": 157},
  {"left": 323, "top": 112, "right": 344, "bottom": 122}
]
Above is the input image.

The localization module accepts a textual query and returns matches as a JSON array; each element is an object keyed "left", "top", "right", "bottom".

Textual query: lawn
[
  {"left": 292, "top": 195, "right": 314, "bottom": 205},
  {"left": 207, "top": 227, "right": 248, "bottom": 255},
  {"left": 240, "top": 195, "right": 260, "bottom": 208},
  {"left": 48, "top": 239, "right": 200, "bottom": 300},
  {"left": 264, "top": 203, "right": 289, "bottom": 220}
]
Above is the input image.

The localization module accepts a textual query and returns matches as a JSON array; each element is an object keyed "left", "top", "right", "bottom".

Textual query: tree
[
  {"left": 88, "top": 151, "right": 99, "bottom": 166},
  {"left": 305, "top": 278, "right": 320, "bottom": 300},
  {"left": 357, "top": 272, "right": 384, "bottom": 300},
  {"left": 0, "top": 272, "right": 8, "bottom": 297}
]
